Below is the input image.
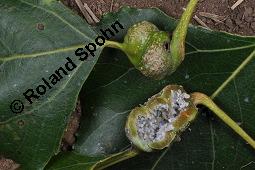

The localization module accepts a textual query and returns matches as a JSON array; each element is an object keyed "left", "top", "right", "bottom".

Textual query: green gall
[
  {"left": 121, "top": 21, "right": 174, "bottom": 79},
  {"left": 125, "top": 85, "right": 198, "bottom": 152},
  {"left": 123, "top": 21, "right": 159, "bottom": 52},
  {"left": 139, "top": 31, "right": 173, "bottom": 79},
  {"left": 104, "top": 0, "right": 199, "bottom": 79}
]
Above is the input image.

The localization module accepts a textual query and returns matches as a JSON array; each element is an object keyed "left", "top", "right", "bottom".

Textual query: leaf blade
[
  {"left": 0, "top": 0, "right": 103, "bottom": 169},
  {"left": 74, "top": 6, "right": 255, "bottom": 170}
]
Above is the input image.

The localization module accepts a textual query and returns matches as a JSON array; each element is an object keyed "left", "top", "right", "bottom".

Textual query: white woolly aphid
[{"left": 136, "top": 90, "right": 190, "bottom": 142}]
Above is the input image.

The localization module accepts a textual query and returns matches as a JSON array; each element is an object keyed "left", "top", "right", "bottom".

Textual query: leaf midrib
[{"left": 0, "top": 44, "right": 84, "bottom": 62}]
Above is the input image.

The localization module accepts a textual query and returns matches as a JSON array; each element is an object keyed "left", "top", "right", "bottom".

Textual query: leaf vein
[
  {"left": 150, "top": 147, "right": 170, "bottom": 170},
  {"left": 209, "top": 121, "right": 215, "bottom": 170},
  {"left": 211, "top": 49, "right": 255, "bottom": 99},
  {"left": 186, "top": 44, "right": 255, "bottom": 56}
]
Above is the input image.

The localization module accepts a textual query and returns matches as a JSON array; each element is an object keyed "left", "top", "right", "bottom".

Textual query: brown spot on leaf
[
  {"left": 17, "top": 120, "right": 25, "bottom": 127},
  {"left": 36, "top": 23, "right": 45, "bottom": 30}
]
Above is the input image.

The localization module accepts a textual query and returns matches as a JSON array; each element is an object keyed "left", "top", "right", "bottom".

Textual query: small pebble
[
  {"left": 225, "top": 18, "right": 233, "bottom": 28},
  {"left": 244, "top": 7, "right": 253, "bottom": 17},
  {"left": 251, "top": 22, "right": 255, "bottom": 31}
]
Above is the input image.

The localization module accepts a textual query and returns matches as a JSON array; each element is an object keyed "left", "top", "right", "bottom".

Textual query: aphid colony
[
  {"left": 99, "top": 84, "right": 255, "bottom": 169},
  {"left": 125, "top": 85, "right": 198, "bottom": 152},
  {"left": 136, "top": 90, "right": 190, "bottom": 142}
]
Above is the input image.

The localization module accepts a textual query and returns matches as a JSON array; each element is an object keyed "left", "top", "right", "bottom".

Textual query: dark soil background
[{"left": 63, "top": 0, "right": 255, "bottom": 36}]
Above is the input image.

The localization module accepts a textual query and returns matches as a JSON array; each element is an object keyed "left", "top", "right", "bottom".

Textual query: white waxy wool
[
  {"left": 136, "top": 90, "right": 190, "bottom": 143},
  {"left": 171, "top": 89, "right": 190, "bottom": 113}
]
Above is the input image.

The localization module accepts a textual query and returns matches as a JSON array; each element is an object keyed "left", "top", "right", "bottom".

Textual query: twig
[
  {"left": 231, "top": 0, "right": 245, "bottom": 10},
  {"left": 75, "top": 0, "right": 94, "bottom": 24},
  {"left": 110, "top": 0, "right": 114, "bottom": 12},
  {"left": 199, "top": 12, "right": 225, "bottom": 24},
  {"left": 193, "top": 15, "right": 210, "bottom": 28},
  {"left": 83, "top": 3, "right": 100, "bottom": 23}
]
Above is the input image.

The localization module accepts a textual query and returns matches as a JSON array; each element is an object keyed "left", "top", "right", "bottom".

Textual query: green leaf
[
  {"left": 74, "top": 7, "right": 255, "bottom": 170},
  {"left": 0, "top": 0, "right": 103, "bottom": 169}
]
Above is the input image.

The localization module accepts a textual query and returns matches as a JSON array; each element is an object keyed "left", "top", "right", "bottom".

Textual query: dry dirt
[
  {"left": 0, "top": 157, "right": 20, "bottom": 170},
  {"left": 61, "top": 100, "right": 81, "bottom": 151},
  {"left": 62, "top": 0, "right": 255, "bottom": 36}
]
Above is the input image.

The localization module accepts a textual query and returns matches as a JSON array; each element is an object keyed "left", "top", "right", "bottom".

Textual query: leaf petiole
[
  {"left": 170, "top": 0, "right": 199, "bottom": 70},
  {"left": 91, "top": 147, "right": 140, "bottom": 170},
  {"left": 103, "top": 40, "right": 125, "bottom": 51},
  {"left": 191, "top": 92, "right": 255, "bottom": 150}
]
